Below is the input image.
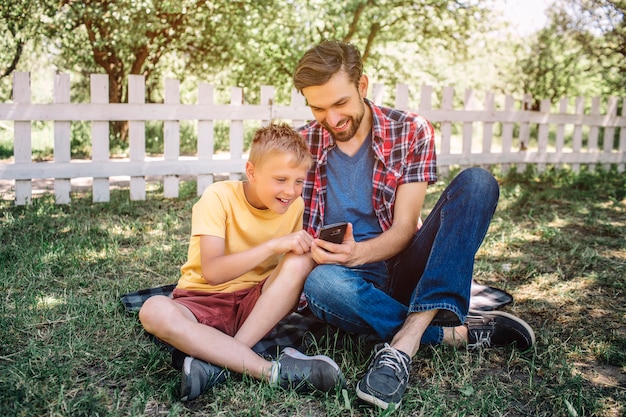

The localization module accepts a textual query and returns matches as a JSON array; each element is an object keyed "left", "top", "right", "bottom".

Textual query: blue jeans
[{"left": 303, "top": 167, "right": 499, "bottom": 345}]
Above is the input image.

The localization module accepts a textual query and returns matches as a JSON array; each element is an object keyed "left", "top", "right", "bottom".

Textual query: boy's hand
[{"left": 269, "top": 230, "right": 314, "bottom": 255}]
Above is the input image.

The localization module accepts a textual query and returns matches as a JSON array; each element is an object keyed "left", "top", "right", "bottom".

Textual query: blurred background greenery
[{"left": 1, "top": 0, "right": 624, "bottom": 155}]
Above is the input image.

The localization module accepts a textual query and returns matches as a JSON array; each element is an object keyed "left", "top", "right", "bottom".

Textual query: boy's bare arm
[{"left": 199, "top": 230, "right": 313, "bottom": 286}]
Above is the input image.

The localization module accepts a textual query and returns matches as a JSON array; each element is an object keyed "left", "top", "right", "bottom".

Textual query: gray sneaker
[
  {"left": 180, "top": 356, "right": 229, "bottom": 401},
  {"left": 277, "top": 347, "right": 345, "bottom": 393},
  {"left": 356, "top": 343, "right": 411, "bottom": 411},
  {"left": 466, "top": 309, "right": 536, "bottom": 350}
]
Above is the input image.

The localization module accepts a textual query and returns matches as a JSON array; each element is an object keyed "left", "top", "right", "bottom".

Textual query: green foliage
[
  {"left": 0, "top": 0, "right": 56, "bottom": 79},
  {"left": 563, "top": 0, "right": 626, "bottom": 98},
  {"left": 513, "top": 26, "right": 600, "bottom": 107},
  {"left": 3, "top": 0, "right": 500, "bottom": 106},
  {"left": 0, "top": 136, "right": 11, "bottom": 159},
  {"left": 70, "top": 121, "right": 92, "bottom": 158},
  {"left": 512, "top": 0, "right": 626, "bottom": 104},
  {"left": 204, "top": 0, "right": 498, "bottom": 103},
  {"left": 1, "top": 0, "right": 624, "bottom": 157}
]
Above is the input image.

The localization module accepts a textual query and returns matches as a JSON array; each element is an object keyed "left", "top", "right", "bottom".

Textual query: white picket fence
[{"left": 0, "top": 72, "right": 625, "bottom": 205}]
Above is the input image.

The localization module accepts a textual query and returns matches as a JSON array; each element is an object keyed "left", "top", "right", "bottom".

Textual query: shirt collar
[{"left": 366, "top": 98, "right": 386, "bottom": 146}]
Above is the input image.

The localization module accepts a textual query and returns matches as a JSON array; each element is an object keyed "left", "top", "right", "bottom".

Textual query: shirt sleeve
[
  {"left": 191, "top": 186, "right": 228, "bottom": 238},
  {"left": 402, "top": 116, "right": 438, "bottom": 185}
]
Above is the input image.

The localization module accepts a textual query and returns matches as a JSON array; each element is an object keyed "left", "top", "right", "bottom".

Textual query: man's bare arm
[{"left": 312, "top": 181, "right": 427, "bottom": 266}]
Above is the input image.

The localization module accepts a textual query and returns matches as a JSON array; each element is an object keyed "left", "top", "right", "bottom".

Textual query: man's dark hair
[{"left": 293, "top": 40, "right": 363, "bottom": 93}]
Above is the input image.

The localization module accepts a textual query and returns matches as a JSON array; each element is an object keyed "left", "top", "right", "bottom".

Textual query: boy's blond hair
[{"left": 248, "top": 122, "right": 312, "bottom": 169}]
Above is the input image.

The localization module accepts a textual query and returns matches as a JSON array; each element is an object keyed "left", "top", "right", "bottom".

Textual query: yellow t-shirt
[{"left": 176, "top": 181, "right": 304, "bottom": 293}]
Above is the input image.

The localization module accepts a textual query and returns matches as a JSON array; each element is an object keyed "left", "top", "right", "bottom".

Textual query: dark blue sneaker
[
  {"left": 277, "top": 347, "right": 346, "bottom": 393},
  {"left": 356, "top": 343, "right": 411, "bottom": 410},
  {"left": 180, "top": 356, "right": 229, "bottom": 401},
  {"left": 466, "top": 309, "right": 536, "bottom": 350}
]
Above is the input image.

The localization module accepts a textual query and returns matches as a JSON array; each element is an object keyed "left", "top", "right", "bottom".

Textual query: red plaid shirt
[{"left": 299, "top": 99, "right": 437, "bottom": 237}]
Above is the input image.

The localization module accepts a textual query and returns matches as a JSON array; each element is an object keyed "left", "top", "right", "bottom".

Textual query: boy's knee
[
  {"left": 277, "top": 254, "right": 314, "bottom": 284},
  {"left": 138, "top": 295, "right": 168, "bottom": 331}
]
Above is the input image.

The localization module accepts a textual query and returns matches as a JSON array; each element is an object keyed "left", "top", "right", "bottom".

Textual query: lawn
[{"left": 1, "top": 167, "right": 624, "bottom": 417}]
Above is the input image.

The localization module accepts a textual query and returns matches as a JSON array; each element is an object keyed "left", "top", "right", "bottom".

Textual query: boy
[{"left": 139, "top": 122, "right": 344, "bottom": 401}]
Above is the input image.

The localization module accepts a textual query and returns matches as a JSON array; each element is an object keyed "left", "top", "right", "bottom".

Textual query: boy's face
[
  {"left": 301, "top": 71, "right": 368, "bottom": 143},
  {"left": 245, "top": 152, "right": 308, "bottom": 214}
]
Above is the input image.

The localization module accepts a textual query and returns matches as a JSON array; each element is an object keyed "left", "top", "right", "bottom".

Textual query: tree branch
[{"left": 0, "top": 40, "right": 23, "bottom": 80}]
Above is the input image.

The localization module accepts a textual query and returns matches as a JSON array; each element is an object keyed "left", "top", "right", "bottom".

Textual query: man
[{"left": 294, "top": 40, "right": 535, "bottom": 411}]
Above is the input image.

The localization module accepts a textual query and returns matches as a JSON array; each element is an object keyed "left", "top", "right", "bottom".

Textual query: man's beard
[{"left": 324, "top": 100, "right": 366, "bottom": 143}]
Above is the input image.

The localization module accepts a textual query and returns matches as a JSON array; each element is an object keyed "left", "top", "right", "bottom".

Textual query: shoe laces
[
  {"left": 466, "top": 314, "right": 496, "bottom": 350},
  {"left": 467, "top": 329, "right": 493, "bottom": 349},
  {"left": 374, "top": 343, "right": 410, "bottom": 376}
]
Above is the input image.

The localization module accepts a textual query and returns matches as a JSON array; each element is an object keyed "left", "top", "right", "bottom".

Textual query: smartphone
[{"left": 319, "top": 222, "right": 348, "bottom": 244}]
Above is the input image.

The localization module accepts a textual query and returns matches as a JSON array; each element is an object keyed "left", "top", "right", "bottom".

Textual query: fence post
[
  {"left": 461, "top": 89, "right": 475, "bottom": 169},
  {"left": 518, "top": 94, "right": 532, "bottom": 172},
  {"left": 91, "top": 74, "right": 110, "bottom": 202},
  {"left": 617, "top": 98, "right": 626, "bottom": 173},
  {"left": 229, "top": 87, "right": 244, "bottom": 181},
  {"left": 603, "top": 97, "right": 618, "bottom": 171},
  {"left": 290, "top": 89, "right": 307, "bottom": 128},
  {"left": 588, "top": 96, "right": 601, "bottom": 172},
  {"left": 371, "top": 83, "right": 385, "bottom": 106},
  {"left": 439, "top": 86, "right": 454, "bottom": 176},
  {"left": 555, "top": 97, "right": 569, "bottom": 169},
  {"left": 501, "top": 95, "right": 514, "bottom": 174},
  {"left": 482, "top": 91, "right": 495, "bottom": 166},
  {"left": 197, "top": 83, "right": 215, "bottom": 195},
  {"left": 537, "top": 99, "right": 551, "bottom": 173},
  {"left": 395, "top": 83, "right": 409, "bottom": 111},
  {"left": 164, "top": 78, "right": 180, "bottom": 198},
  {"left": 129, "top": 74, "right": 146, "bottom": 201},
  {"left": 418, "top": 84, "right": 431, "bottom": 115},
  {"left": 572, "top": 97, "right": 584, "bottom": 173},
  {"left": 13, "top": 72, "right": 32, "bottom": 205},
  {"left": 261, "top": 85, "right": 275, "bottom": 124},
  {"left": 54, "top": 73, "right": 71, "bottom": 204}
]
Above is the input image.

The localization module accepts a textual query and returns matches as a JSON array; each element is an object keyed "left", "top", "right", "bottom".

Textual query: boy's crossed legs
[{"left": 139, "top": 253, "right": 345, "bottom": 401}]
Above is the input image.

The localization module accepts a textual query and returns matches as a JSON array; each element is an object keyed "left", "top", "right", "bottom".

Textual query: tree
[
  {"left": 3, "top": 0, "right": 500, "bottom": 145},
  {"left": 563, "top": 0, "right": 625, "bottom": 97},
  {"left": 49, "top": 0, "right": 279, "bottom": 141},
  {"left": 513, "top": 22, "right": 601, "bottom": 109},
  {"left": 512, "top": 0, "right": 625, "bottom": 106},
  {"left": 0, "top": 0, "right": 56, "bottom": 87},
  {"left": 187, "top": 0, "right": 497, "bottom": 103}
]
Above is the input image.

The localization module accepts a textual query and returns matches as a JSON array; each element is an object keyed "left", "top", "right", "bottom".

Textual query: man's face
[{"left": 301, "top": 71, "right": 368, "bottom": 143}]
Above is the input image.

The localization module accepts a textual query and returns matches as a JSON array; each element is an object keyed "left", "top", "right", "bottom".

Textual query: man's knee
[
  {"left": 303, "top": 265, "right": 332, "bottom": 295},
  {"left": 304, "top": 265, "right": 354, "bottom": 304},
  {"left": 460, "top": 167, "right": 499, "bottom": 196}
]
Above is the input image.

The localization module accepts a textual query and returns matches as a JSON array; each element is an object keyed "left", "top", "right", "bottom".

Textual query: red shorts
[{"left": 172, "top": 279, "right": 266, "bottom": 337}]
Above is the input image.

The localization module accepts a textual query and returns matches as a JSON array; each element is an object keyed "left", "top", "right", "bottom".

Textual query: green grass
[{"left": 1, "top": 168, "right": 625, "bottom": 416}]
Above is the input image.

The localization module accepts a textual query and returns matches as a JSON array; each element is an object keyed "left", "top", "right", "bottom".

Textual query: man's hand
[{"left": 311, "top": 222, "right": 359, "bottom": 265}]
